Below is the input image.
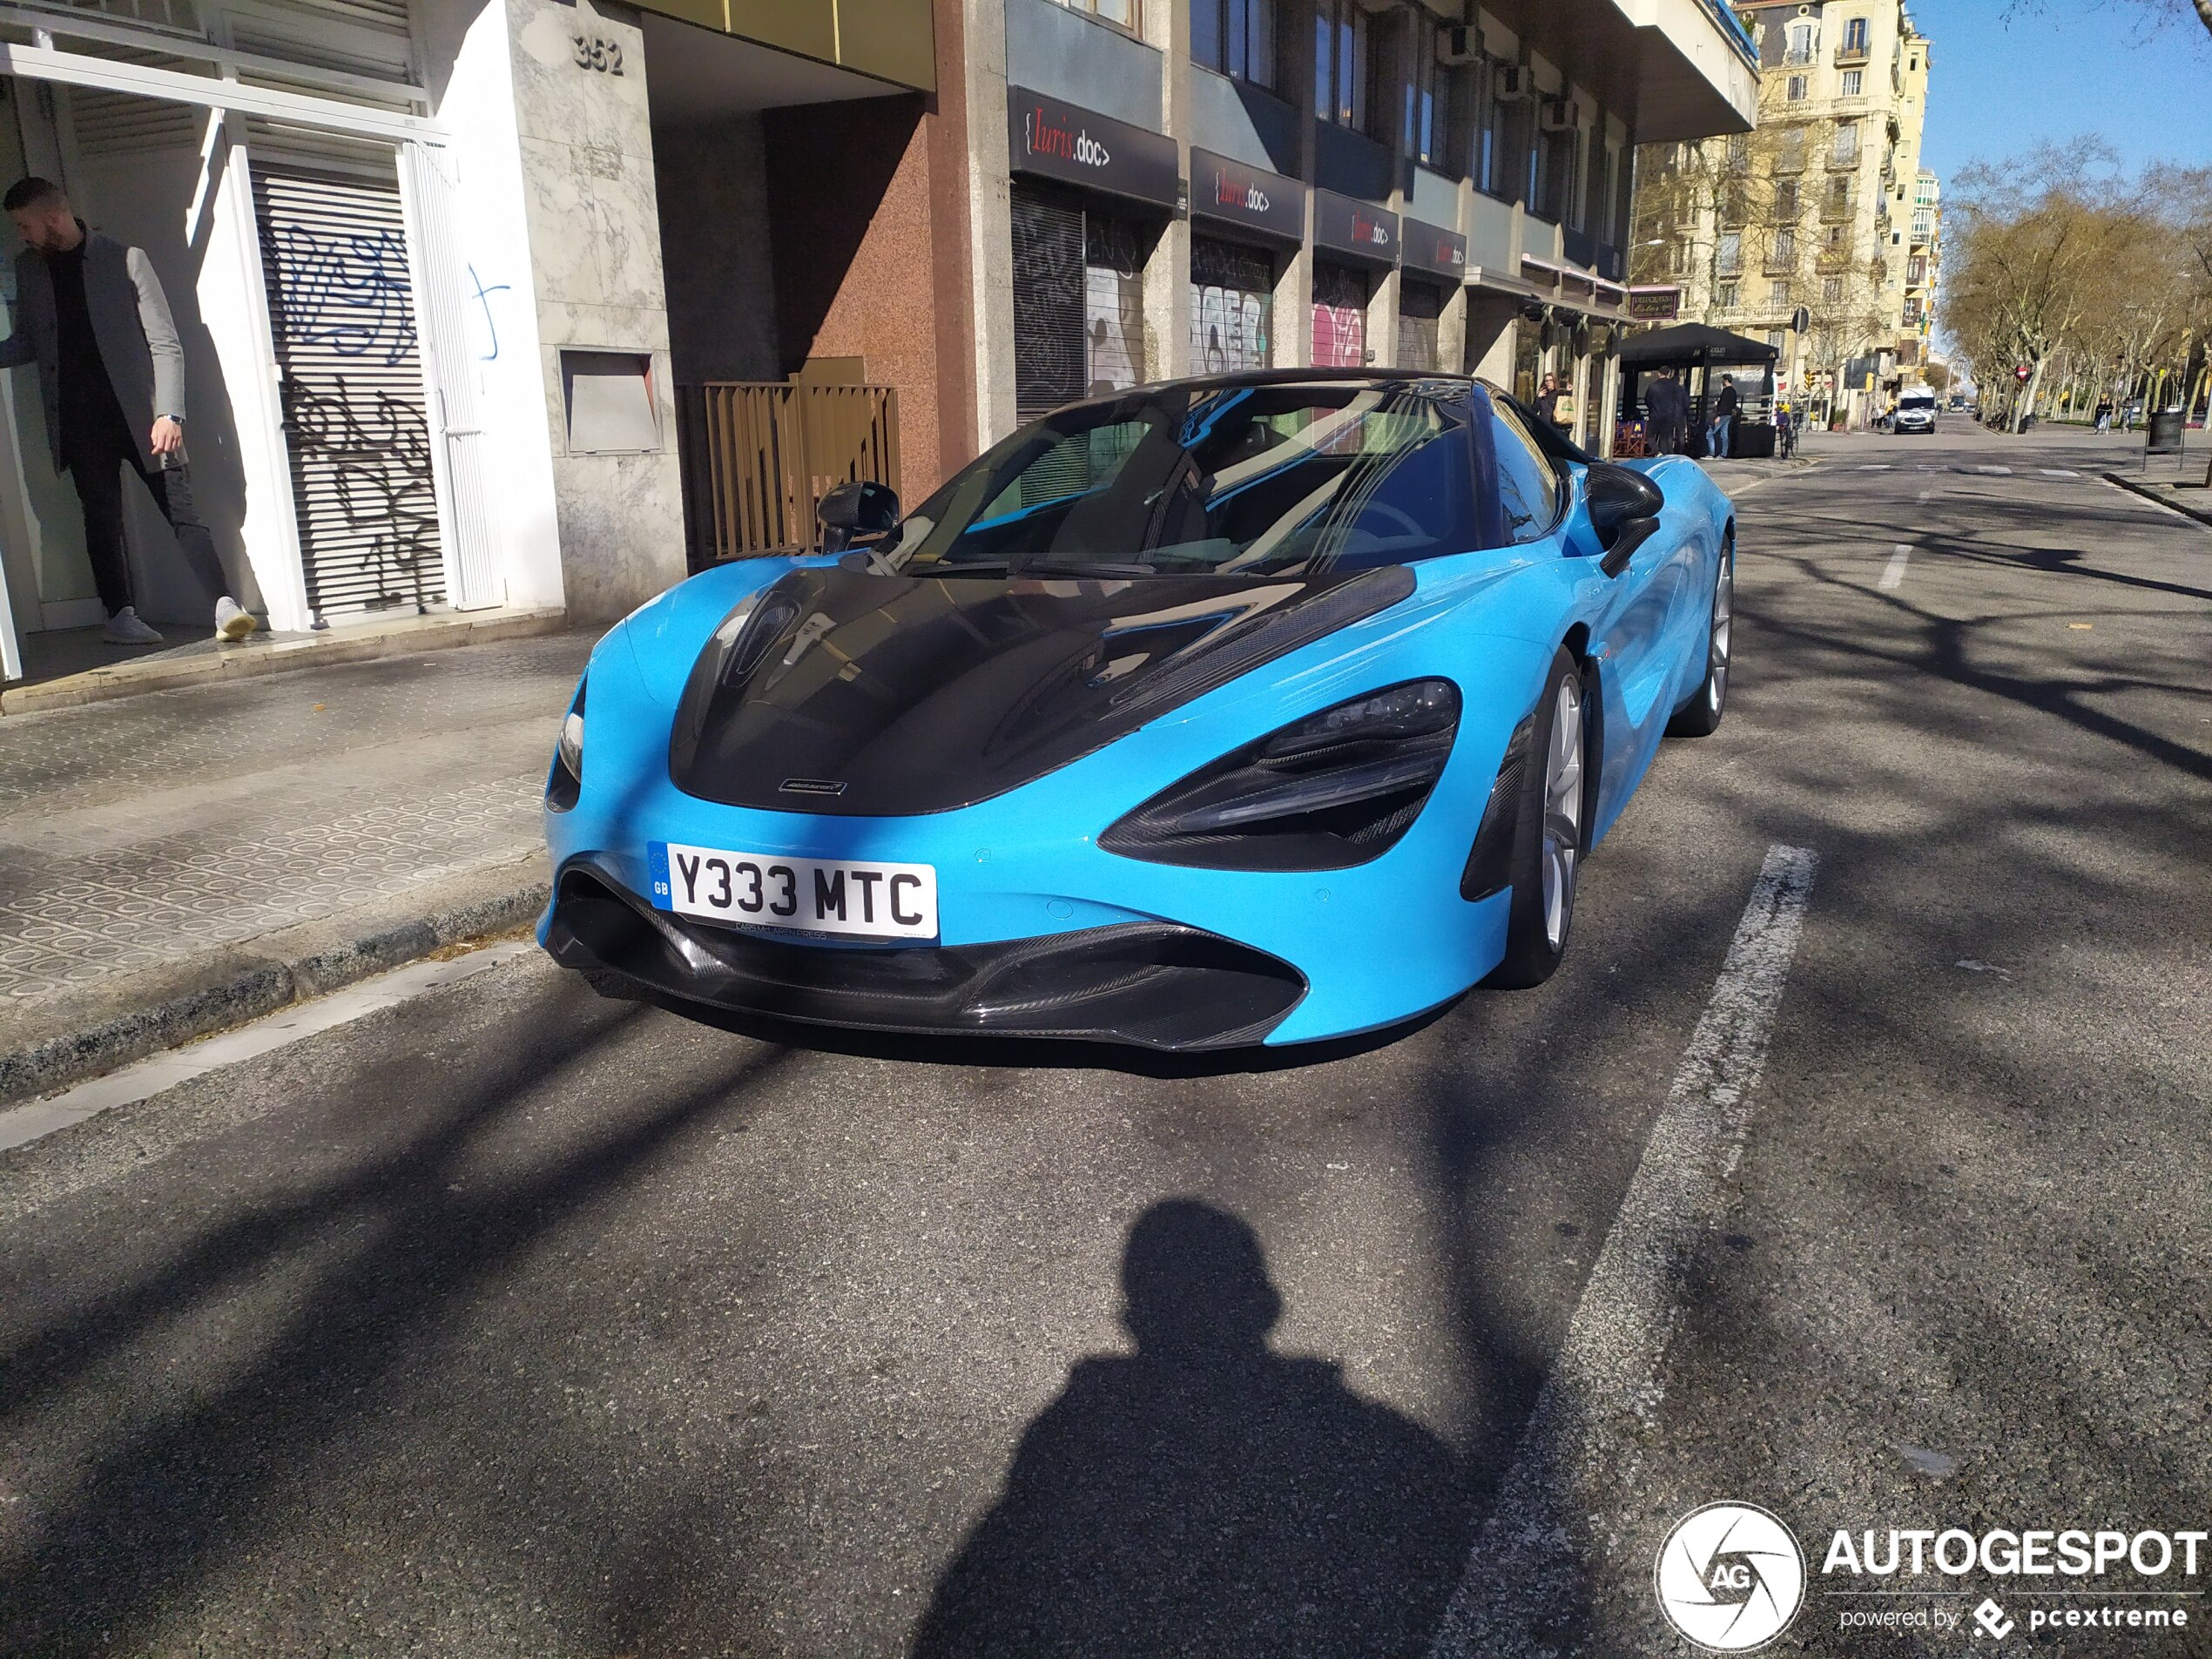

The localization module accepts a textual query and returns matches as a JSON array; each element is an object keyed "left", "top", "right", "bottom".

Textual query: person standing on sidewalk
[
  {"left": 1646, "top": 367, "right": 1688, "bottom": 455},
  {"left": 0, "top": 177, "right": 255, "bottom": 645},
  {"left": 1708, "top": 374, "right": 1739, "bottom": 459}
]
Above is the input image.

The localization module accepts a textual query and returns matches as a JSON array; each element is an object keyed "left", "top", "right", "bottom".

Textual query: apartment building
[
  {"left": 968, "top": 0, "right": 1758, "bottom": 455},
  {"left": 1631, "top": 0, "right": 1931, "bottom": 426},
  {"left": 1904, "top": 165, "right": 1939, "bottom": 368}
]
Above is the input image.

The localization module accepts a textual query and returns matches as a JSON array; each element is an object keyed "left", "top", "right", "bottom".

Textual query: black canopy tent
[{"left": 1616, "top": 323, "right": 1779, "bottom": 458}]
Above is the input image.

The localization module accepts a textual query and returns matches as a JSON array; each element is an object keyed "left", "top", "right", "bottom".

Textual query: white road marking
[
  {"left": 1858, "top": 463, "right": 1893, "bottom": 470},
  {"left": 1918, "top": 488, "right": 1934, "bottom": 502},
  {"left": 1978, "top": 465, "right": 2013, "bottom": 475},
  {"left": 2039, "top": 469, "right": 2080, "bottom": 478},
  {"left": 1878, "top": 543, "right": 1912, "bottom": 590},
  {"left": 1429, "top": 845, "right": 1818, "bottom": 1657},
  {"left": 0, "top": 941, "right": 538, "bottom": 1153}
]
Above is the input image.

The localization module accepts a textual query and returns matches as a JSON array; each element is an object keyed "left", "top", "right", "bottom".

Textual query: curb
[
  {"left": 2101, "top": 470, "right": 2212, "bottom": 528},
  {"left": 1, "top": 606, "right": 570, "bottom": 717},
  {"left": 0, "top": 862, "right": 550, "bottom": 1109}
]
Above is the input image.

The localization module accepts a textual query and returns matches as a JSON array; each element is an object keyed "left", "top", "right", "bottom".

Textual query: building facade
[
  {"left": 0, "top": 0, "right": 1757, "bottom": 678},
  {"left": 962, "top": 0, "right": 1758, "bottom": 463},
  {"left": 1629, "top": 0, "right": 1931, "bottom": 426},
  {"left": 0, "top": 0, "right": 954, "bottom": 672}
]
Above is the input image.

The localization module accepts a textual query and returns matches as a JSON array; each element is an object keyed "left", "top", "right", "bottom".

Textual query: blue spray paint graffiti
[
  {"left": 266, "top": 222, "right": 418, "bottom": 367},
  {"left": 467, "top": 263, "right": 512, "bottom": 361}
]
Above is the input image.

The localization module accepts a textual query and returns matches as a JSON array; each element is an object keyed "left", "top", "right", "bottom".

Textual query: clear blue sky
[{"left": 1912, "top": 0, "right": 2212, "bottom": 184}]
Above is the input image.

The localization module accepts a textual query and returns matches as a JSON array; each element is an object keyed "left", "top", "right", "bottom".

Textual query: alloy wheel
[
  {"left": 1541, "top": 677, "right": 1585, "bottom": 949},
  {"left": 1708, "top": 556, "right": 1734, "bottom": 713}
]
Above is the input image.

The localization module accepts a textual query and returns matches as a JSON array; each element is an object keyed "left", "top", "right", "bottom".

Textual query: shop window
[{"left": 1194, "top": 0, "right": 1278, "bottom": 91}]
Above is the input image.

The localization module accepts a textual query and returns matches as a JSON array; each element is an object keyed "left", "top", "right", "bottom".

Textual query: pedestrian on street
[
  {"left": 1646, "top": 367, "right": 1687, "bottom": 455},
  {"left": 2094, "top": 397, "right": 2112, "bottom": 433},
  {"left": 0, "top": 177, "right": 256, "bottom": 646},
  {"left": 1534, "top": 373, "right": 1564, "bottom": 437},
  {"left": 1709, "top": 374, "right": 1739, "bottom": 459}
]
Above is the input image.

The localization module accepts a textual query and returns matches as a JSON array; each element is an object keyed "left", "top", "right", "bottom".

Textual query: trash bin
[
  {"left": 1735, "top": 421, "right": 1776, "bottom": 459},
  {"left": 2146, "top": 409, "right": 2184, "bottom": 455}
]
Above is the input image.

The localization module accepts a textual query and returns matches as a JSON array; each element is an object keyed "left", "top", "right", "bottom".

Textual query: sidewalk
[{"left": 0, "top": 630, "right": 590, "bottom": 1105}]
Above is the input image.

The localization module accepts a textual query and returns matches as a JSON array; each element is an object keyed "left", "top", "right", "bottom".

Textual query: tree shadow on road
[{"left": 912, "top": 1198, "right": 1471, "bottom": 1659}]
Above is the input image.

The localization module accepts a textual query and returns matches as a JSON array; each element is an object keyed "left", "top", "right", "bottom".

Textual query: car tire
[
  {"left": 1669, "top": 539, "right": 1734, "bottom": 738},
  {"left": 1487, "top": 646, "right": 1591, "bottom": 989}
]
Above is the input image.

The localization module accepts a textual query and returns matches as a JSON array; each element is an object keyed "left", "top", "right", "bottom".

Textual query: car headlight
[
  {"left": 1099, "top": 679, "right": 1460, "bottom": 871},
  {"left": 547, "top": 678, "right": 585, "bottom": 811}
]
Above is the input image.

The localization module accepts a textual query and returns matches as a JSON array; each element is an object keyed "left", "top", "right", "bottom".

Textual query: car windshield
[
  {"left": 873, "top": 381, "right": 1480, "bottom": 578},
  {"left": 1901, "top": 395, "right": 1935, "bottom": 408}
]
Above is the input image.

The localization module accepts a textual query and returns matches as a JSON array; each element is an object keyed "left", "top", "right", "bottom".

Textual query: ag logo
[
  {"left": 1973, "top": 1598, "right": 2015, "bottom": 1640},
  {"left": 1655, "top": 1502, "right": 1806, "bottom": 1651}
]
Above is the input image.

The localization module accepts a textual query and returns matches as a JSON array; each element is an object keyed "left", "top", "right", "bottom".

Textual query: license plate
[{"left": 648, "top": 841, "right": 938, "bottom": 941}]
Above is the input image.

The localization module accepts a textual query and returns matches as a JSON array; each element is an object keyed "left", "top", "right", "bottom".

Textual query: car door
[{"left": 1489, "top": 400, "right": 1681, "bottom": 826}]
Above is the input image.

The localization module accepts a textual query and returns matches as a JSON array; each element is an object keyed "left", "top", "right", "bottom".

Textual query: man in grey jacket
[{"left": 0, "top": 177, "right": 254, "bottom": 644}]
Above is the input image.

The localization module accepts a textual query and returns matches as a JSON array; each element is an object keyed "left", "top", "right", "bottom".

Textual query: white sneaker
[
  {"left": 214, "top": 597, "right": 258, "bottom": 642},
  {"left": 100, "top": 606, "right": 164, "bottom": 645}
]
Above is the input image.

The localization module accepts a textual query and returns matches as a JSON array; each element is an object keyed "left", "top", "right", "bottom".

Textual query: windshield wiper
[
  {"left": 1019, "top": 558, "right": 1157, "bottom": 577},
  {"left": 912, "top": 557, "right": 1012, "bottom": 576}
]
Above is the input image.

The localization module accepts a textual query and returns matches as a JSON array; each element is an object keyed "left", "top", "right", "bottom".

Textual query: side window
[{"left": 1490, "top": 402, "right": 1561, "bottom": 543}]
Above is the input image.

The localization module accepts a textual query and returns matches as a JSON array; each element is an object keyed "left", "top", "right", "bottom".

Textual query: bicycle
[{"left": 1776, "top": 414, "right": 1798, "bottom": 460}]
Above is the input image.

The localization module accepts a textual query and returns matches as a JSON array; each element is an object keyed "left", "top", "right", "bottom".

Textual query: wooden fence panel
[{"left": 674, "top": 381, "right": 902, "bottom": 566}]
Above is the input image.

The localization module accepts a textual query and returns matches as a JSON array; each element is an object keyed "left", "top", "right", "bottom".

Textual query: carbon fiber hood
[{"left": 667, "top": 564, "right": 1415, "bottom": 816}]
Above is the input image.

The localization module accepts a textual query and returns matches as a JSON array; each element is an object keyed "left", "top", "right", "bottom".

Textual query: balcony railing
[
  {"left": 676, "top": 381, "right": 901, "bottom": 566},
  {"left": 1765, "top": 253, "right": 1798, "bottom": 274},
  {"left": 1821, "top": 196, "right": 1854, "bottom": 221},
  {"left": 1833, "top": 44, "right": 1869, "bottom": 66},
  {"left": 1784, "top": 47, "right": 1817, "bottom": 66},
  {"left": 1829, "top": 149, "right": 1860, "bottom": 171}
]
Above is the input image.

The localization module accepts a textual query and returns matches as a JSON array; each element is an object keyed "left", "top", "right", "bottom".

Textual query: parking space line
[
  {"left": 1429, "top": 845, "right": 1819, "bottom": 1657},
  {"left": 1879, "top": 544, "right": 1912, "bottom": 590},
  {"left": 0, "top": 941, "right": 539, "bottom": 1154}
]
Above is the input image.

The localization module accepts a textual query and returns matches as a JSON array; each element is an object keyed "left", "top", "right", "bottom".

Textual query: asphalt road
[{"left": 3, "top": 422, "right": 2208, "bottom": 1658}]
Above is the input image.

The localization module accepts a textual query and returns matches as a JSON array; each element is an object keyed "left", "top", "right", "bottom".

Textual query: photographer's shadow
[{"left": 914, "top": 1199, "right": 1470, "bottom": 1658}]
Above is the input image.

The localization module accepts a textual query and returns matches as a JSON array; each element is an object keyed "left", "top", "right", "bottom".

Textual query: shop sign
[
  {"left": 1628, "top": 286, "right": 1683, "bottom": 321},
  {"left": 1190, "top": 148, "right": 1305, "bottom": 243},
  {"left": 1312, "top": 189, "right": 1398, "bottom": 265},
  {"left": 1008, "top": 86, "right": 1180, "bottom": 211},
  {"left": 1402, "top": 219, "right": 1467, "bottom": 279}
]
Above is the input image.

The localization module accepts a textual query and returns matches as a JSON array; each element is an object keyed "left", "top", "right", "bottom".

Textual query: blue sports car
[{"left": 540, "top": 371, "right": 1736, "bottom": 1050}]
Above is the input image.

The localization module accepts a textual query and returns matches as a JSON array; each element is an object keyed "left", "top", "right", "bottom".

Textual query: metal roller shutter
[
  {"left": 1312, "top": 261, "right": 1368, "bottom": 368},
  {"left": 1082, "top": 212, "right": 1145, "bottom": 398},
  {"left": 1397, "top": 279, "right": 1441, "bottom": 372},
  {"left": 1190, "top": 236, "right": 1272, "bottom": 374},
  {"left": 1011, "top": 183, "right": 1084, "bottom": 421},
  {"left": 253, "top": 161, "right": 445, "bottom": 621}
]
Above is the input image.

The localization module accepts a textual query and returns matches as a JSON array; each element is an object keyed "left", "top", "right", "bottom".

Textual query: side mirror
[
  {"left": 1585, "top": 463, "right": 1664, "bottom": 577},
  {"left": 816, "top": 479, "right": 900, "bottom": 554}
]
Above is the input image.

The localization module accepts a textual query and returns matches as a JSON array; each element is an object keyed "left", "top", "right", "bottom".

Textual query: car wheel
[
  {"left": 1669, "top": 542, "right": 1734, "bottom": 738},
  {"left": 1487, "top": 647, "right": 1589, "bottom": 989}
]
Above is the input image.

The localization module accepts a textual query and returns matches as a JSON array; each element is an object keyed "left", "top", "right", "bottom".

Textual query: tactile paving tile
[
  {"left": 0, "top": 774, "right": 543, "bottom": 1008},
  {"left": 0, "top": 634, "right": 594, "bottom": 1010}
]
